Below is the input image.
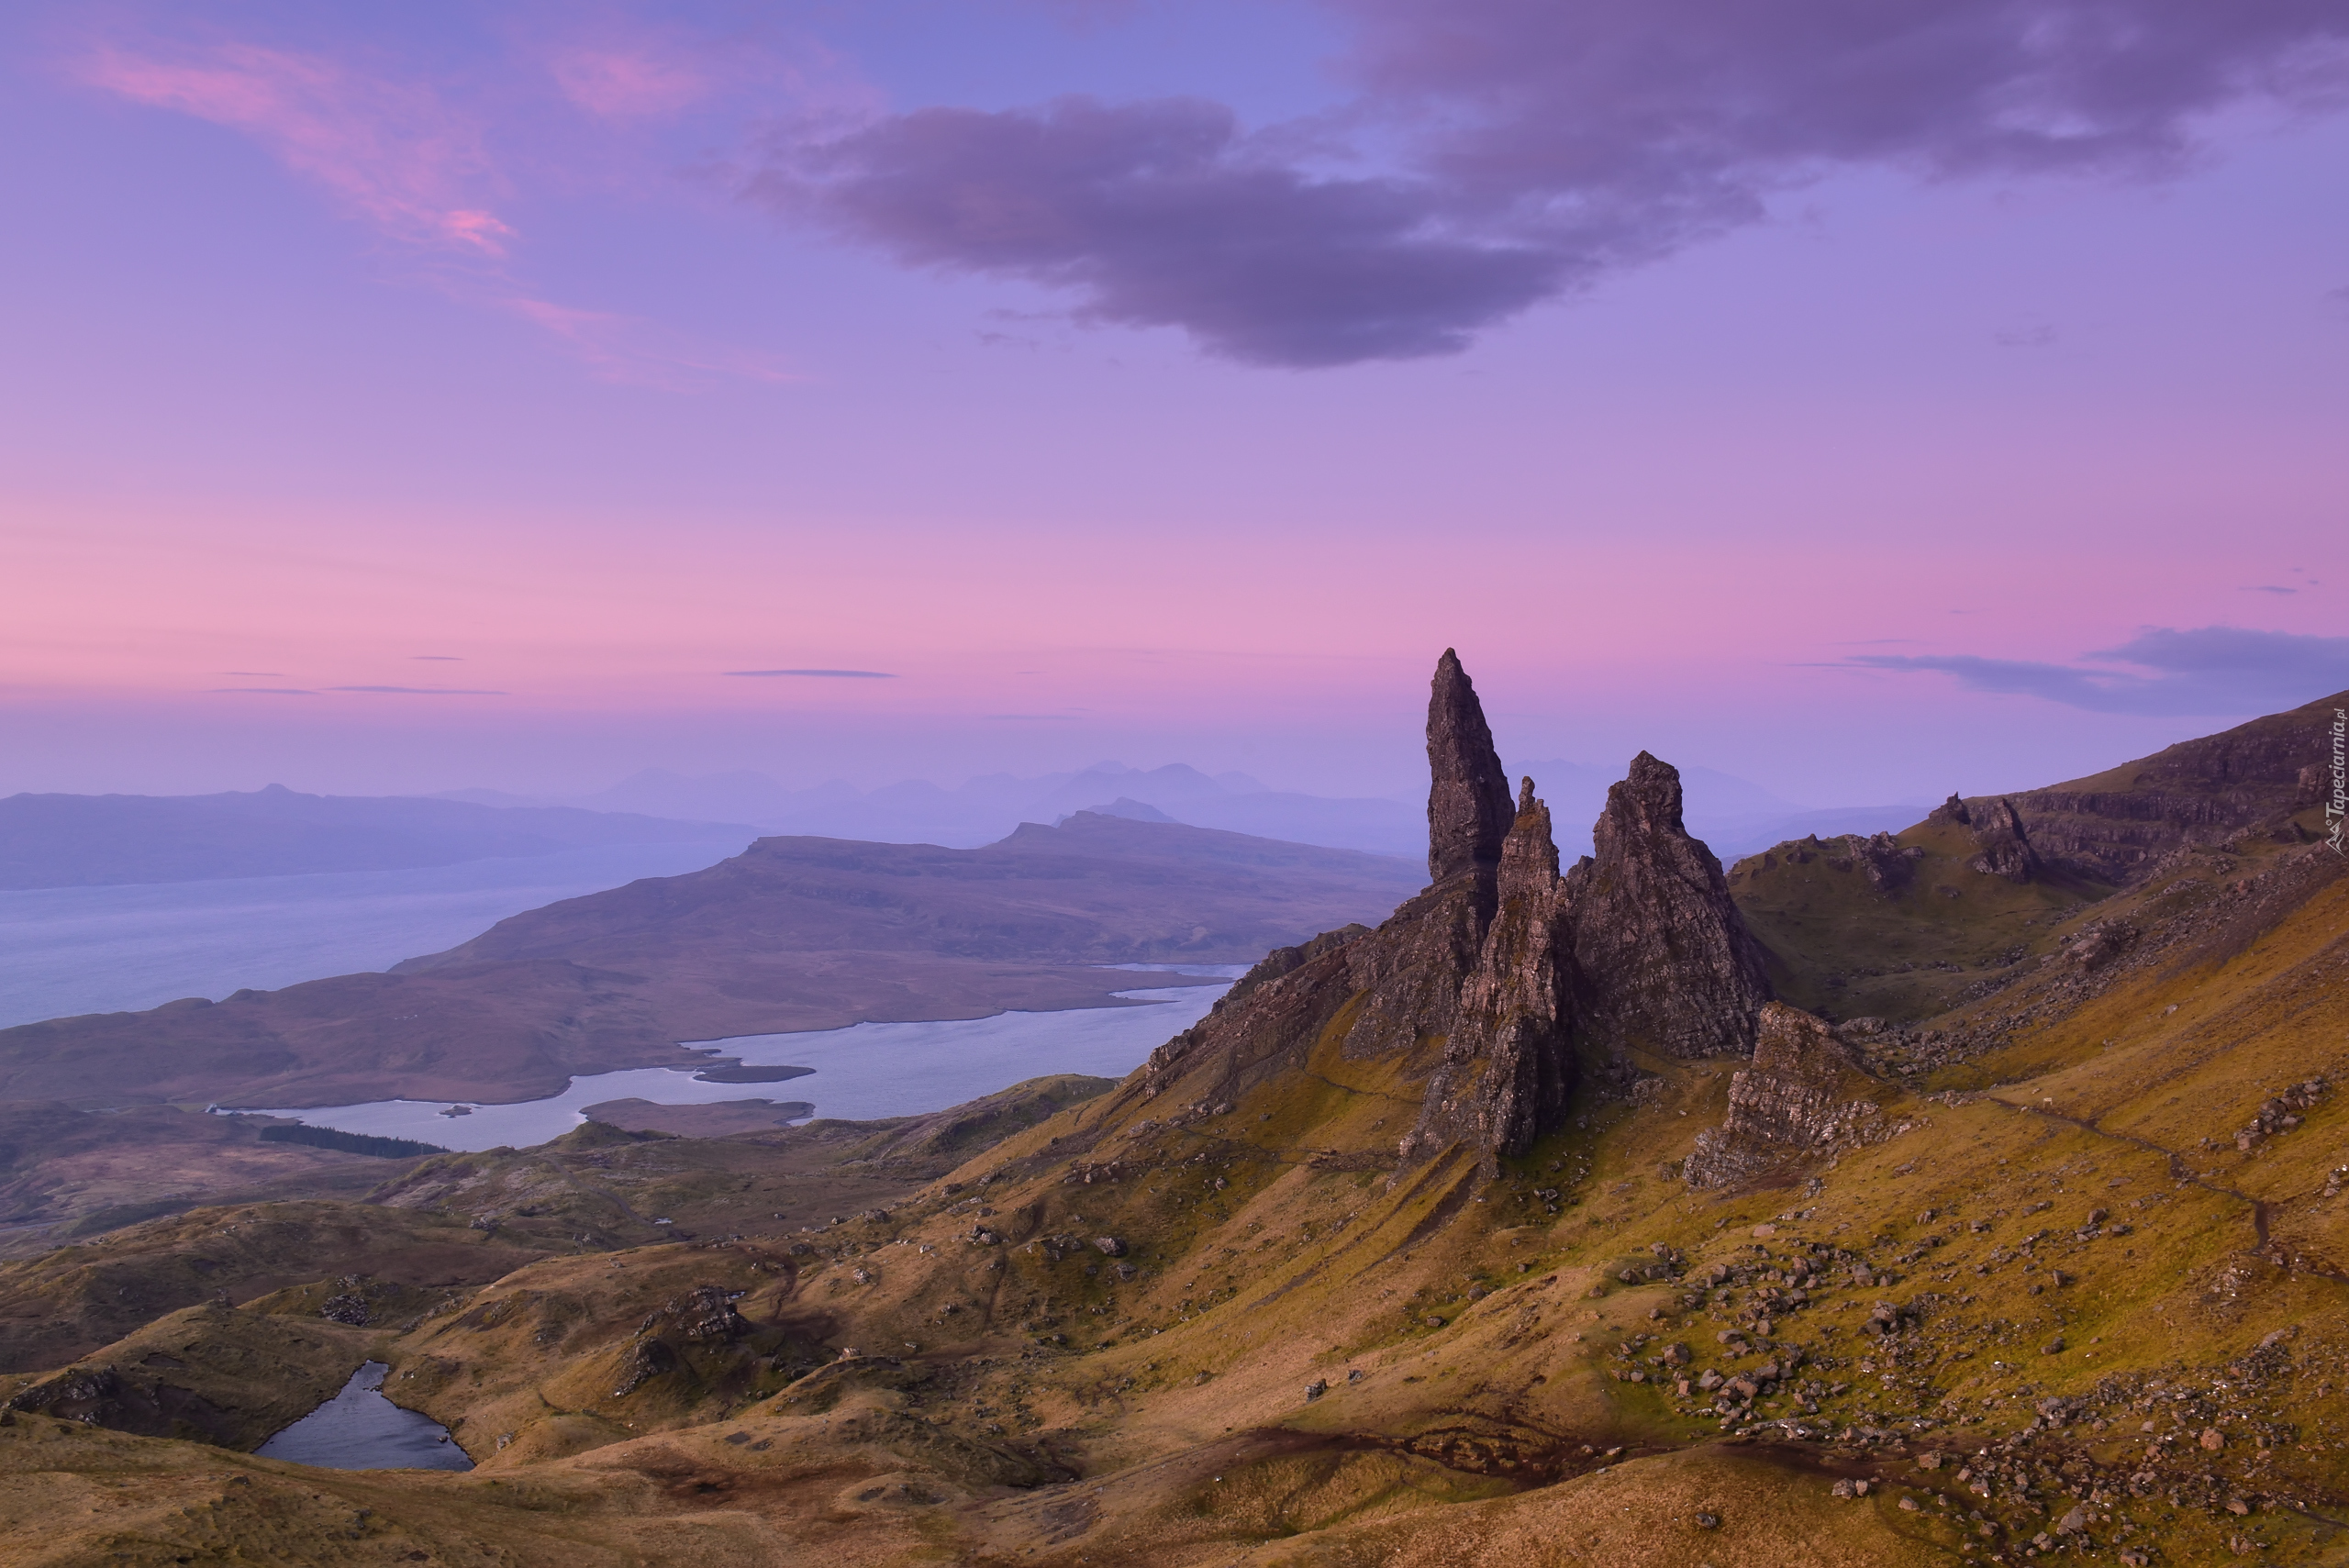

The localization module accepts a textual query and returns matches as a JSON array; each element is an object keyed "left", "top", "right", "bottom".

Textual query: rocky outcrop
[
  {"left": 1849, "top": 832, "right": 1920, "bottom": 891},
  {"left": 1565, "top": 754, "right": 1773, "bottom": 1060},
  {"left": 1965, "top": 797, "right": 2043, "bottom": 883},
  {"left": 1928, "top": 793, "right": 2043, "bottom": 883},
  {"left": 1426, "top": 649, "right": 1514, "bottom": 883},
  {"left": 1683, "top": 1004, "right": 1882, "bottom": 1189}
]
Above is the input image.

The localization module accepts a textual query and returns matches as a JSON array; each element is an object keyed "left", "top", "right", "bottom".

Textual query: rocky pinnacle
[
  {"left": 1566, "top": 751, "right": 1774, "bottom": 1059},
  {"left": 1426, "top": 649, "right": 1514, "bottom": 883}
]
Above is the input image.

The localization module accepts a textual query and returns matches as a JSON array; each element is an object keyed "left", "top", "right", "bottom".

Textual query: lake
[
  {"left": 254, "top": 1361, "right": 473, "bottom": 1471},
  {"left": 246, "top": 968, "right": 1243, "bottom": 1151},
  {"left": 0, "top": 841, "right": 747, "bottom": 1028}
]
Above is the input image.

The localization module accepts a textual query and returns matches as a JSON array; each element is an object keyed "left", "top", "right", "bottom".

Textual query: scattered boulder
[{"left": 318, "top": 1293, "right": 369, "bottom": 1327}]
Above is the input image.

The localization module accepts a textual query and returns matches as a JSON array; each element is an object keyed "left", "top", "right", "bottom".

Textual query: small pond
[{"left": 254, "top": 1362, "right": 473, "bottom": 1471}]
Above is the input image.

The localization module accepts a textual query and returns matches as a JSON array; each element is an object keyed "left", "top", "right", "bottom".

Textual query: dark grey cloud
[
  {"left": 412, "top": 654, "right": 464, "bottom": 661},
  {"left": 1845, "top": 625, "right": 2349, "bottom": 715},
  {"left": 723, "top": 668, "right": 896, "bottom": 678},
  {"left": 210, "top": 686, "right": 315, "bottom": 695},
  {"left": 754, "top": 0, "right": 2349, "bottom": 366},
  {"left": 751, "top": 98, "right": 1564, "bottom": 366},
  {"left": 323, "top": 685, "right": 507, "bottom": 695}
]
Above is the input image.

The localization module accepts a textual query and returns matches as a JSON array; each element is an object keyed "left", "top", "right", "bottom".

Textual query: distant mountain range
[
  {"left": 442, "top": 761, "right": 1927, "bottom": 863},
  {"left": 0, "top": 786, "right": 754, "bottom": 890},
  {"left": 0, "top": 759, "right": 1926, "bottom": 895}
]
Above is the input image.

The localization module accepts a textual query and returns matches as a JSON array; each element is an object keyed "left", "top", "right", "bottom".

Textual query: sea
[
  {"left": 0, "top": 847, "right": 1242, "bottom": 1154},
  {"left": 242, "top": 970, "right": 1241, "bottom": 1151},
  {"left": 0, "top": 841, "right": 748, "bottom": 1028}
]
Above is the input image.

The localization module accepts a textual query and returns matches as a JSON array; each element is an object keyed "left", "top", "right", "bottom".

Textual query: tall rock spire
[
  {"left": 1564, "top": 752, "right": 1773, "bottom": 1059},
  {"left": 1426, "top": 650, "right": 1513, "bottom": 883}
]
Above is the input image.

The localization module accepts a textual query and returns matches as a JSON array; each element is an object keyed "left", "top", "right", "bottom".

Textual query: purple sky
[{"left": 3, "top": 0, "right": 2344, "bottom": 808}]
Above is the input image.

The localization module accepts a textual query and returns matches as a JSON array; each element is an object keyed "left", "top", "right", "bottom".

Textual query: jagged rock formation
[
  {"left": 1425, "top": 648, "right": 1515, "bottom": 882},
  {"left": 1143, "top": 654, "right": 1771, "bottom": 1169},
  {"left": 1682, "top": 1003, "right": 1883, "bottom": 1189},
  {"left": 1564, "top": 753, "right": 1774, "bottom": 1060},
  {"left": 1936, "top": 795, "right": 2043, "bottom": 882},
  {"left": 1842, "top": 831, "right": 1920, "bottom": 891}
]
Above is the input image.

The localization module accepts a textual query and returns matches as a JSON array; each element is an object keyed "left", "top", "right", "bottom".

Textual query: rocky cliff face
[
  {"left": 1682, "top": 1003, "right": 1883, "bottom": 1189},
  {"left": 1145, "top": 653, "right": 1772, "bottom": 1170},
  {"left": 1983, "top": 689, "right": 2346, "bottom": 885},
  {"left": 1564, "top": 754, "right": 1774, "bottom": 1060}
]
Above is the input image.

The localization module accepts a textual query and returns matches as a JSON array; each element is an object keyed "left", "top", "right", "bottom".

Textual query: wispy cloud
[
  {"left": 323, "top": 685, "right": 507, "bottom": 695},
  {"left": 81, "top": 41, "right": 513, "bottom": 257},
  {"left": 548, "top": 45, "right": 712, "bottom": 120},
  {"left": 1842, "top": 626, "right": 2349, "bottom": 716},
  {"left": 723, "top": 668, "right": 895, "bottom": 678},
  {"left": 210, "top": 686, "right": 314, "bottom": 695},
  {"left": 76, "top": 32, "right": 795, "bottom": 388}
]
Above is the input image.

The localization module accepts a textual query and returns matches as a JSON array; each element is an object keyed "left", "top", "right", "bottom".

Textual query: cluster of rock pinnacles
[{"left": 1141, "top": 649, "right": 1783, "bottom": 1173}]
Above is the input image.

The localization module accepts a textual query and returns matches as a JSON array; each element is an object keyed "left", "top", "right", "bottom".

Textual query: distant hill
[
  {"left": 442, "top": 756, "right": 1885, "bottom": 862},
  {"left": 0, "top": 812, "right": 1426, "bottom": 1110},
  {"left": 0, "top": 785, "right": 755, "bottom": 890},
  {"left": 520, "top": 761, "right": 1435, "bottom": 858}
]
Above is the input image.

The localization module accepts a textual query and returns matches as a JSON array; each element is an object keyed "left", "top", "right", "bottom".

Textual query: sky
[{"left": 3, "top": 0, "right": 2346, "bottom": 809}]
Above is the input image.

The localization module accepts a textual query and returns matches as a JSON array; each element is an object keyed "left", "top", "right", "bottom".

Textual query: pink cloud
[
  {"left": 548, "top": 46, "right": 710, "bottom": 119},
  {"left": 73, "top": 29, "right": 812, "bottom": 390},
  {"left": 81, "top": 40, "right": 512, "bottom": 256}
]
